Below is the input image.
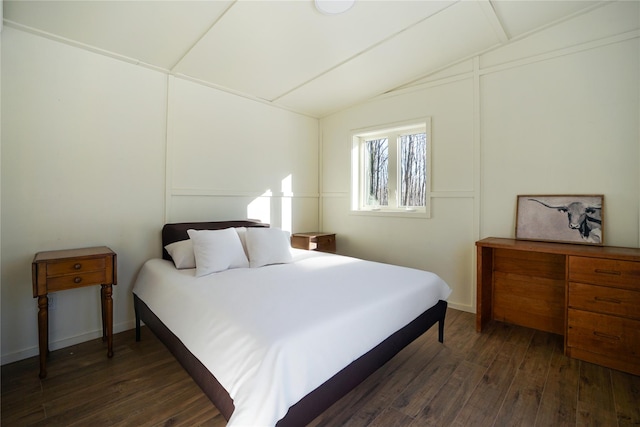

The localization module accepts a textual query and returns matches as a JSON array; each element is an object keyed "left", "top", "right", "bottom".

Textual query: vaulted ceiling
[{"left": 4, "top": 0, "right": 605, "bottom": 117}]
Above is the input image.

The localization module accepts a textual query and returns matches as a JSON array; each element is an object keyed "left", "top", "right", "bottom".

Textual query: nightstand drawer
[
  {"left": 315, "top": 234, "right": 336, "bottom": 252},
  {"left": 569, "top": 282, "right": 640, "bottom": 320},
  {"left": 291, "top": 233, "right": 336, "bottom": 253},
  {"left": 47, "top": 258, "right": 106, "bottom": 277},
  {"left": 569, "top": 256, "right": 640, "bottom": 290},
  {"left": 47, "top": 270, "right": 107, "bottom": 292}
]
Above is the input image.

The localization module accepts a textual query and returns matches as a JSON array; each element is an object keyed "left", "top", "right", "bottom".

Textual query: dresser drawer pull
[
  {"left": 594, "top": 296, "right": 622, "bottom": 304},
  {"left": 593, "top": 331, "right": 620, "bottom": 341},
  {"left": 594, "top": 268, "right": 621, "bottom": 276},
  {"left": 74, "top": 263, "right": 82, "bottom": 270},
  {"left": 74, "top": 277, "right": 82, "bottom": 284}
]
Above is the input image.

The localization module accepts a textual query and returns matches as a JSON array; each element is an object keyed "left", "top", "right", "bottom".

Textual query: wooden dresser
[{"left": 476, "top": 237, "right": 640, "bottom": 375}]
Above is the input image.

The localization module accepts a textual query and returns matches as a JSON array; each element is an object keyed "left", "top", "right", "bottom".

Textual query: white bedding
[{"left": 133, "top": 249, "right": 451, "bottom": 426}]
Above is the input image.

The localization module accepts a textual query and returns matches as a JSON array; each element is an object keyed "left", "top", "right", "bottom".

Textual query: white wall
[
  {"left": 481, "top": 38, "right": 639, "bottom": 246},
  {"left": 319, "top": 2, "right": 640, "bottom": 313},
  {"left": 1, "top": 27, "right": 167, "bottom": 363},
  {"left": 0, "top": 26, "right": 320, "bottom": 364},
  {"left": 166, "top": 77, "right": 319, "bottom": 232}
]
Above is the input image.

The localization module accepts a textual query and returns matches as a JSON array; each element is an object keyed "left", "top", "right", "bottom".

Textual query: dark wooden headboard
[{"left": 161, "top": 220, "right": 269, "bottom": 261}]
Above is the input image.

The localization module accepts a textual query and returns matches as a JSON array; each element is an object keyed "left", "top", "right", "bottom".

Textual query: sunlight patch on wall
[
  {"left": 281, "top": 175, "right": 292, "bottom": 233},
  {"left": 248, "top": 191, "right": 271, "bottom": 225},
  {"left": 246, "top": 175, "right": 293, "bottom": 231}
]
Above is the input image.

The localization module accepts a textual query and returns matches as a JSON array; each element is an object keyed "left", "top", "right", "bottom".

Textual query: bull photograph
[{"left": 515, "top": 195, "right": 604, "bottom": 245}]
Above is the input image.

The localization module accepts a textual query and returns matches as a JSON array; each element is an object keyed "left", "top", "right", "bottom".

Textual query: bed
[{"left": 132, "top": 220, "right": 451, "bottom": 426}]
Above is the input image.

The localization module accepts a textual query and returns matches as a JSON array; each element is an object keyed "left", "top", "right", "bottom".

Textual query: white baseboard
[
  {"left": 447, "top": 301, "right": 475, "bottom": 314},
  {"left": 1, "top": 319, "right": 136, "bottom": 366}
]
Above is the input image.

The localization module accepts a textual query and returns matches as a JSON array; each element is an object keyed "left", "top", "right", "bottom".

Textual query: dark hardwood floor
[{"left": 2, "top": 308, "right": 638, "bottom": 426}]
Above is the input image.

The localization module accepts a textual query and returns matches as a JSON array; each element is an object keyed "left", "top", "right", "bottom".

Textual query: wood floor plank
[
  {"left": 1, "top": 328, "right": 222, "bottom": 427},
  {"left": 577, "top": 362, "right": 618, "bottom": 426},
  {"left": 463, "top": 319, "right": 511, "bottom": 368},
  {"left": 0, "top": 399, "right": 47, "bottom": 426},
  {"left": 409, "top": 360, "right": 486, "bottom": 426},
  {"left": 611, "top": 369, "right": 640, "bottom": 427},
  {"left": 369, "top": 407, "right": 415, "bottom": 427},
  {"left": 392, "top": 346, "right": 460, "bottom": 417},
  {"left": 535, "top": 334, "right": 579, "bottom": 427},
  {"left": 0, "top": 378, "right": 45, "bottom": 423},
  {"left": 36, "top": 364, "right": 190, "bottom": 425},
  {"left": 108, "top": 389, "right": 225, "bottom": 427},
  {"left": 161, "top": 394, "right": 227, "bottom": 427},
  {"left": 492, "top": 330, "right": 556, "bottom": 426},
  {"left": 84, "top": 377, "right": 221, "bottom": 427},
  {"left": 439, "top": 310, "right": 481, "bottom": 355},
  {"left": 452, "top": 324, "right": 535, "bottom": 427}
]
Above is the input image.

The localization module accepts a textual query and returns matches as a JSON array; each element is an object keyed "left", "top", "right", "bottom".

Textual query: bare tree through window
[
  {"left": 364, "top": 138, "right": 388, "bottom": 206},
  {"left": 400, "top": 133, "right": 426, "bottom": 207}
]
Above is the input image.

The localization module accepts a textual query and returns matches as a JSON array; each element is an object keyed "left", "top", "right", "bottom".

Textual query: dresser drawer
[
  {"left": 569, "top": 256, "right": 640, "bottom": 290},
  {"left": 569, "top": 282, "right": 640, "bottom": 320},
  {"left": 47, "top": 270, "right": 107, "bottom": 292},
  {"left": 47, "top": 257, "right": 106, "bottom": 277},
  {"left": 567, "top": 309, "right": 640, "bottom": 363}
]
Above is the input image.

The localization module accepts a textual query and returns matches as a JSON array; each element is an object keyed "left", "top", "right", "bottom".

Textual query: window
[{"left": 351, "top": 119, "right": 430, "bottom": 217}]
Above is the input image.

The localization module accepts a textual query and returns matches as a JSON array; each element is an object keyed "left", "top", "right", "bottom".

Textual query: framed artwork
[{"left": 515, "top": 195, "right": 604, "bottom": 245}]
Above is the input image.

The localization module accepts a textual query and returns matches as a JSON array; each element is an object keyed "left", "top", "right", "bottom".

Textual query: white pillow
[
  {"left": 245, "top": 227, "right": 293, "bottom": 268},
  {"left": 187, "top": 228, "right": 249, "bottom": 276},
  {"left": 235, "top": 227, "right": 249, "bottom": 257},
  {"left": 164, "top": 239, "right": 195, "bottom": 269}
]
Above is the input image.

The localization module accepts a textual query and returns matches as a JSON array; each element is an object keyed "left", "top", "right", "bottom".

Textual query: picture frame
[{"left": 515, "top": 195, "right": 604, "bottom": 245}]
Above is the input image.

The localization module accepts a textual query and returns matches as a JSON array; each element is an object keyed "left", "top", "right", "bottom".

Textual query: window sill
[{"left": 349, "top": 209, "right": 429, "bottom": 219}]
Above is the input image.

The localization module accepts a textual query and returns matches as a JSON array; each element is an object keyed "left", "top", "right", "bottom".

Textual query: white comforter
[{"left": 132, "top": 249, "right": 451, "bottom": 426}]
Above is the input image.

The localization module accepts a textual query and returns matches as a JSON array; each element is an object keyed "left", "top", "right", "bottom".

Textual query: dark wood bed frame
[{"left": 134, "top": 220, "right": 448, "bottom": 426}]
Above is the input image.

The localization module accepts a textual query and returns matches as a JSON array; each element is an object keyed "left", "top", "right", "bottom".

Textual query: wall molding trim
[
  {"left": 3, "top": 20, "right": 169, "bottom": 74},
  {"left": 171, "top": 188, "right": 320, "bottom": 198},
  {"left": 321, "top": 191, "right": 476, "bottom": 199},
  {"left": 479, "top": 29, "right": 640, "bottom": 77},
  {"left": 379, "top": 29, "right": 639, "bottom": 102}
]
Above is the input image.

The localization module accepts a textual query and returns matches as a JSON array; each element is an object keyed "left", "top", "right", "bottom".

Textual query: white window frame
[{"left": 350, "top": 118, "right": 431, "bottom": 218}]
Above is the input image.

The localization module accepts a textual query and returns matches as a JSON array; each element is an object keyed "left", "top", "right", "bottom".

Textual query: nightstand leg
[
  {"left": 37, "top": 295, "right": 48, "bottom": 379},
  {"left": 101, "top": 284, "right": 114, "bottom": 358},
  {"left": 101, "top": 285, "right": 106, "bottom": 342}
]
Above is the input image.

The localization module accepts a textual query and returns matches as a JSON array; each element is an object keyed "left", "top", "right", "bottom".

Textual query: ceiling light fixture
[{"left": 315, "top": 0, "right": 355, "bottom": 15}]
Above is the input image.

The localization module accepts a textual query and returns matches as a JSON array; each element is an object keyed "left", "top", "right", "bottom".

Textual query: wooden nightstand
[
  {"left": 32, "top": 246, "right": 117, "bottom": 378},
  {"left": 291, "top": 232, "right": 336, "bottom": 253}
]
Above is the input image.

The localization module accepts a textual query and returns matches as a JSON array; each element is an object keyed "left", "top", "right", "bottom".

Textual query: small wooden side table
[
  {"left": 32, "top": 246, "right": 117, "bottom": 378},
  {"left": 291, "top": 232, "right": 336, "bottom": 253}
]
